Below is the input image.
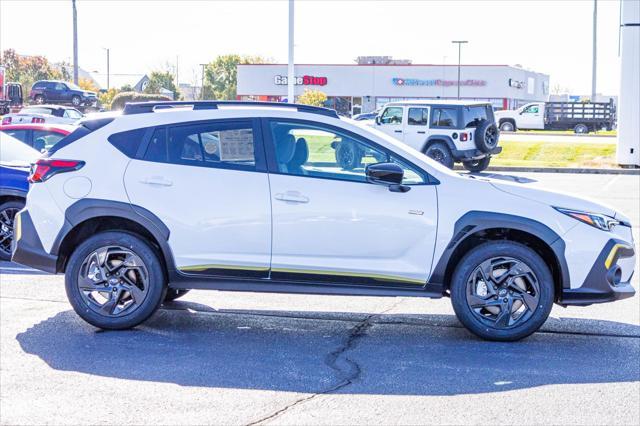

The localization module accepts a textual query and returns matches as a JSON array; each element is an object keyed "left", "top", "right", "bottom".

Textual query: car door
[
  {"left": 518, "top": 104, "right": 544, "bottom": 129},
  {"left": 403, "top": 107, "right": 430, "bottom": 151},
  {"left": 124, "top": 118, "right": 272, "bottom": 278},
  {"left": 265, "top": 118, "right": 438, "bottom": 286},
  {"left": 376, "top": 106, "right": 404, "bottom": 140}
]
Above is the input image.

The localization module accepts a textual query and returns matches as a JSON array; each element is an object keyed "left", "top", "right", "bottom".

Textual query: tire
[
  {"left": 34, "top": 95, "right": 45, "bottom": 104},
  {"left": 164, "top": 289, "right": 190, "bottom": 302},
  {"left": 474, "top": 120, "right": 500, "bottom": 152},
  {"left": 499, "top": 121, "right": 515, "bottom": 132},
  {"left": 0, "top": 200, "right": 25, "bottom": 261},
  {"left": 65, "top": 231, "right": 167, "bottom": 330},
  {"left": 450, "top": 241, "right": 554, "bottom": 341},
  {"left": 424, "top": 142, "right": 454, "bottom": 169},
  {"left": 574, "top": 123, "right": 589, "bottom": 134},
  {"left": 335, "top": 140, "right": 363, "bottom": 170},
  {"left": 462, "top": 156, "right": 491, "bottom": 173},
  {"left": 71, "top": 96, "right": 81, "bottom": 107}
]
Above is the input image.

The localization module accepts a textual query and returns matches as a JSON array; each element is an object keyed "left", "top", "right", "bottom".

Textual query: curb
[
  {"left": 502, "top": 131, "right": 616, "bottom": 138},
  {"left": 454, "top": 166, "right": 640, "bottom": 175}
]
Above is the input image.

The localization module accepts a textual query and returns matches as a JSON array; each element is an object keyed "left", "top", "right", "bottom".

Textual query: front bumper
[
  {"left": 453, "top": 146, "right": 502, "bottom": 160},
  {"left": 11, "top": 209, "right": 59, "bottom": 273},
  {"left": 559, "top": 238, "right": 636, "bottom": 306}
]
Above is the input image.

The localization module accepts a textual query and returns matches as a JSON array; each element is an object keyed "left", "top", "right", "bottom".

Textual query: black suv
[{"left": 29, "top": 80, "right": 98, "bottom": 108}]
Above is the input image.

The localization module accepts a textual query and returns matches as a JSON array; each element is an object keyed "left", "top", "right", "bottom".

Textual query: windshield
[
  {"left": 66, "top": 82, "right": 83, "bottom": 91},
  {"left": 345, "top": 118, "right": 458, "bottom": 177}
]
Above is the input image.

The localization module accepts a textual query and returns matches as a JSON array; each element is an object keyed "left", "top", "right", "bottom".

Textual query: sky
[{"left": 0, "top": 0, "right": 625, "bottom": 95}]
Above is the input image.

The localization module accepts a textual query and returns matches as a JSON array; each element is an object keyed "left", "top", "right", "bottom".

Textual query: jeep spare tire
[{"left": 474, "top": 120, "right": 499, "bottom": 153}]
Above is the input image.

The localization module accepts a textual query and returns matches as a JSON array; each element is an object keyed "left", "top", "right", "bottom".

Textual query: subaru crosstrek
[{"left": 12, "top": 101, "right": 636, "bottom": 341}]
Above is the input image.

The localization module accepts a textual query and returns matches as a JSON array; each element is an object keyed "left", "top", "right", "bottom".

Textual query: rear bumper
[
  {"left": 453, "top": 146, "right": 502, "bottom": 160},
  {"left": 559, "top": 238, "right": 636, "bottom": 306},
  {"left": 11, "top": 209, "right": 58, "bottom": 274}
]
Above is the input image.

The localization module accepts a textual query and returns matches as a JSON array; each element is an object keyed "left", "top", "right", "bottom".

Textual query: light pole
[
  {"left": 451, "top": 40, "right": 468, "bottom": 100},
  {"left": 200, "top": 63, "right": 207, "bottom": 100},
  {"left": 591, "top": 0, "right": 597, "bottom": 101},
  {"left": 72, "top": 0, "right": 78, "bottom": 85},
  {"left": 287, "top": 0, "right": 295, "bottom": 104},
  {"left": 102, "top": 48, "right": 110, "bottom": 90}
]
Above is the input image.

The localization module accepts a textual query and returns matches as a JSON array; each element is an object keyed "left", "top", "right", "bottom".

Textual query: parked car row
[{"left": 4, "top": 100, "right": 635, "bottom": 342}]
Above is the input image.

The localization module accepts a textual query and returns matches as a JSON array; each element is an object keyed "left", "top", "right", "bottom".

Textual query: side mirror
[
  {"left": 375, "top": 116, "right": 381, "bottom": 125},
  {"left": 366, "top": 162, "right": 410, "bottom": 192}
]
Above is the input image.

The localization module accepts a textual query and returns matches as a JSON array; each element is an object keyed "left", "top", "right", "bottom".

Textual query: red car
[{"left": 0, "top": 123, "right": 74, "bottom": 152}]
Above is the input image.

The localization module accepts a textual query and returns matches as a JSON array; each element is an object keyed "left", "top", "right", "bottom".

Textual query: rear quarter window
[
  {"left": 463, "top": 105, "right": 493, "bottom": 128},
  {"left": 108, "top": 128, "right": 147, "bottom": 158}
]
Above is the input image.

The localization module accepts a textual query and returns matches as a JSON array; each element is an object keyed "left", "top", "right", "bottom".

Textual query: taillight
[
  {"left": 460, "top": 132, "right": 468, "bottom": 141},
  {"left": 2, "top": 117, "right": 11, "bottom": 125},
  {"left": 28, "top": 159, "right": 85, "bottom": 183},
  {"left": 31, "top": 117, "right": 45, "bottom": 124}
]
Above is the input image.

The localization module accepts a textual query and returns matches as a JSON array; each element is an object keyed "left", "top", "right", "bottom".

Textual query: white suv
[
  {"left": 370, "top": 100, "right": 501, "bottom": 172},
  {"left": 12, "top": 101, "right": 636, "bottom": 341}
]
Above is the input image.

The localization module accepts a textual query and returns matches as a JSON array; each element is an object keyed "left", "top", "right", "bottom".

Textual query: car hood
[
  {"left": 486, "top": 177, "right": 619, "bottom": 218},
  {"left": 84, "top": 91, "right": 97, "bottom": 97}
]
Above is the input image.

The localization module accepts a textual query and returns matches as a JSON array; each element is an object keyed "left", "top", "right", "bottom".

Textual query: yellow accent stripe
[
  {"left": 271, "top": 267, "right": 425, "bottom": 285},
  {"left": 604, "top": 243, "right": 633, "bottom": 269},
  {"left": 179, "top": 264, "right": 269, "bottom": 272}
]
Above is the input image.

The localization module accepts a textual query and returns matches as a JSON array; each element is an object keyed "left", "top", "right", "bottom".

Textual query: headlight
[{"left": 555, "top": 207, "right": 620, "bottom": 231}]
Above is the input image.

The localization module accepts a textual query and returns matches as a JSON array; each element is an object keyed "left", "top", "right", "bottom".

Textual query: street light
[
  {"left": 200, "top": 63, "right": 207, "bottom": 100},
  {"left": 102, "top": 47, "right": 110, "bottom": 90},
  {"left": 451, "top": 40, "right": 468, "bottom": 100}
]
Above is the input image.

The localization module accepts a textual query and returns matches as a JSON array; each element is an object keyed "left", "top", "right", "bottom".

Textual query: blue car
[{"left": 0, "top": 134, "right": 38, "bottom": 260}]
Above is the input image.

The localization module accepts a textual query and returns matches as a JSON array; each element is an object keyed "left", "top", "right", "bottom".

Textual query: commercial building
[{"left": 237, "top": 58, "right": 550, "bottom": 116}]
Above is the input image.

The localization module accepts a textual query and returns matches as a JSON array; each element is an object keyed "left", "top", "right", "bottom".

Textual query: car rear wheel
[
  {"left": 34, "top": 95, "right": 45, "bottom": 104},
  {"left": 0, "top": 200, "right": 24, "bottom": 261},
  {"left": 71, "top": 96, "right": 81, "bottom": 107},
  {"left": 499, "top": 121, "right": 515, "bottom": 132},
  {"left": 65, "top": 231, "right": 167, "bottom": 330},
  {"left": 424, "top": 142, "right": 454, "bottom": 169},
  {"left": 450, "top": 241, "right": 554, "bottom": 341},
  {"left": 574, "top": 123, "right": 589, "bottom": 134},
  {"left": 462, "top": 156, "right": 491, "bottom": 173},
  {"left": 164, "top": 289, "right": 190, "bottom": 302},
  {"left": 335, "top": 140, "right": 363, "bottom": 170}
]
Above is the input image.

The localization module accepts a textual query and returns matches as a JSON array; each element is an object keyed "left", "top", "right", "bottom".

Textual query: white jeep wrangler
[{"left": 366, "top": 100, "right": 501, "bottom": 172}]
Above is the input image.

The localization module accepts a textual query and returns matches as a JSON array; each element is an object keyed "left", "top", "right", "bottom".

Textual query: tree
[
  {"left": 297, "top": 89, "right": 327, "bottom": 107},
  {"left": 78, "top": 78, "right": 99, "bottom": 92},
  {"left": 203, "top": 54, "right": 272, "bottom": 100},
  {"left": 1, "top": 49, "right": 64, "bottom": 94},
  {"left": 144, "top": 71, "right": 180, "bottom": 100}
]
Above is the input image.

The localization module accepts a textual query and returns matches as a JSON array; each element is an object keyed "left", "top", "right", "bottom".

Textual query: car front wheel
[
  {"left": 65, "top": 231, "right": 167, "bottom": 329},
  {"left": 0, "top": 200, "right": 24, "bottom": 261},
  {"left": 462, "top": 156, "right": 491, "bottom": 173},
  {"left": 71, "top": 96, "right": 81, "bottom": 107},
  {"left": 450, "top": 241, "right": 554, "bottom": 341}
]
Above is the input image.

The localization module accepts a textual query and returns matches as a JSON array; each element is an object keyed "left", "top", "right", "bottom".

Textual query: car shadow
[
  {"left": 16, "top": 304, "right": 639, "bottom": 396},
  {"left": 462, "top": 172, "right": 539, "bottom": 184}
]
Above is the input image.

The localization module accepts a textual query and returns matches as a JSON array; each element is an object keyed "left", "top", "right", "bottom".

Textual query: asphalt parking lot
[{"left": 1, "top": 172, "right": 638, "bottom": 425}]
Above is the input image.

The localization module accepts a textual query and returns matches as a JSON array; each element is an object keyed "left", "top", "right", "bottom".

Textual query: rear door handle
[
  {"left": 275, "top": 191, "right": 309, "bottom": 204},
  {"left": 140, "top": 177, "right": 173, "bottom": 187},
  {"left": 394, "top": 130, "right": 403, "bottom": 133},
  {"left": 417, "top": 131, "right": 426, "bottom": 134}
]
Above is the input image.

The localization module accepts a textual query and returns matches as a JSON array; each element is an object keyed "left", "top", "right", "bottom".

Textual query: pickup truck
[
  {"left": 0, "top": 66, "right": 23, "bottom": 115},
  {"left": 494, "top": 101, "right": 616, "bottom": 134}
]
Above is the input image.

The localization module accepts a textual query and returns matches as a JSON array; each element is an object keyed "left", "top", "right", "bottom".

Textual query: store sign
[
  {"left": 392, "top": 77, "right": 486, "bottom": 87},
  {"left": 508, "top": 78, "right": 524, "bottom": 89},
  {"left": 274, "top": 75, "right": 328, "bottom": 86}
]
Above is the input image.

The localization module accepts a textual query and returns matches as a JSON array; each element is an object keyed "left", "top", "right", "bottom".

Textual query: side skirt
[{"left": 168, "top": 272, "right": 445, "bottom": 299}]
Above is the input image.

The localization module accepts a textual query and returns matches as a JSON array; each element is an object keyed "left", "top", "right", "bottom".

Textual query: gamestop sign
[{"left": 274, "top": 75, "right": 328, "bottom": 86}]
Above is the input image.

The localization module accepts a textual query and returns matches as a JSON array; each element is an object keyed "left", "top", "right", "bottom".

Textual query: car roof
[
  {"left": 0, "top": 123, "right": 75, "bottom": 134},
  {"left": 385, "top": 100, "right": 491, "bottom": 107},
  {"left": 23, "top": 104, "right": 78, "bottom": 111}
]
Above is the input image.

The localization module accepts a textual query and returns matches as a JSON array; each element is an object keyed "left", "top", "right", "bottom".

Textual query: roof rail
[{"left": 122, "top": 101, "right": 339, "bottom": 118}]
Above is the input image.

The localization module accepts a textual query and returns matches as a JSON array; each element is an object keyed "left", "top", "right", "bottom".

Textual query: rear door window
[
  {"left": 144, "top": 120, "right": 257, "bottom": 171},
  {"left": 407, "top": 108, "right": 429, "bottom": 126}
]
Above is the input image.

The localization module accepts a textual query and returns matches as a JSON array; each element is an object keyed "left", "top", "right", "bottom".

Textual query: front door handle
[
  {"left": 140, "top": 177, "right": 173, "bottom": 187},
  {"left": 394, "top": 130, "right": 403, "bottom": 133},
  {"left": 275, "top": 191, "right": 309, "bottom": 204},
  {"left": 417, "top": 131, "right": 426, "bottom": 134}
]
